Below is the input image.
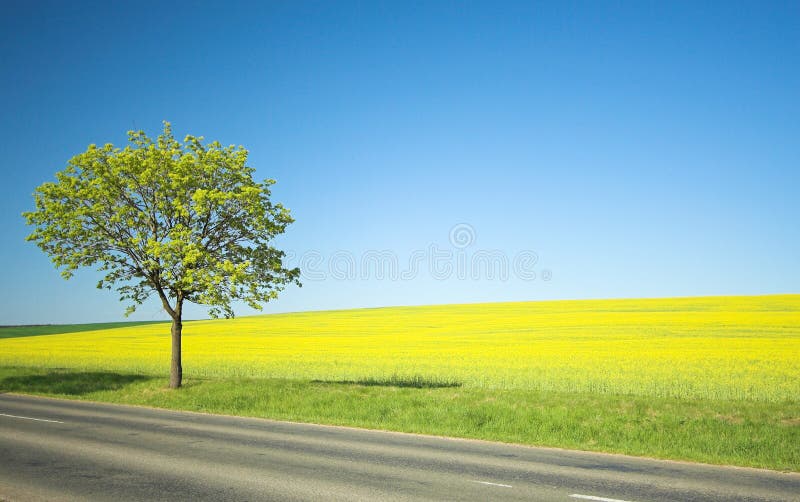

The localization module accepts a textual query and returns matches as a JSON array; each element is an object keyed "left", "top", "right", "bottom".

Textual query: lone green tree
[{"left": 24, "top": 122, "right": 301, "bottom": 388}]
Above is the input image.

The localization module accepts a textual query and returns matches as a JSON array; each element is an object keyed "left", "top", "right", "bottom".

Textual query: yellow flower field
[{"left": 2, "top": 295, "right": 798, "bottom": 402}]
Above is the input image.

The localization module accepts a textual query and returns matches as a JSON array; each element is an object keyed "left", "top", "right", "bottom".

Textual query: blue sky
[{"left": 1, "top": 1, "right": 798, "bottom": 324}]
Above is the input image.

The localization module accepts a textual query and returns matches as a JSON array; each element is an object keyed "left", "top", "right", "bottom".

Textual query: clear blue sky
[{"left": 1, "top": 1, "right": 798, "bottom": 324}]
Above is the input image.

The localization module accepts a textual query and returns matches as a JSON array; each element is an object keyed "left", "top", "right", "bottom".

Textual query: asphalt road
[{"left": 0, "top": 394, "right": 798, "bottom": 501}]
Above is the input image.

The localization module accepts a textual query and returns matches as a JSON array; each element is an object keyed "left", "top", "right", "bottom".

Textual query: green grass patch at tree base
[{"left": 1, "top": 366, "right": 797, "bottom": 472}]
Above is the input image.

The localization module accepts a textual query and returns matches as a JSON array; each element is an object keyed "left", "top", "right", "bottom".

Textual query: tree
[{"left": 24, "top": 122, "right": 301, "bottom": 388}]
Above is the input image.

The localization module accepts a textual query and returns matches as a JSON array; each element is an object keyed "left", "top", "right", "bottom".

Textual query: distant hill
[{"left": 0, "top": 321, "right": 168, "bottom": 339}]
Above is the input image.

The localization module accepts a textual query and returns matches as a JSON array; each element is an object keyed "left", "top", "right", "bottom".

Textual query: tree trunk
[{"left": 169, "top": 316, "right": 183, "bottom": 389}]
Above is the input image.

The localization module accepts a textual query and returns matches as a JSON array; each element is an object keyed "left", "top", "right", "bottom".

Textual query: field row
[{"left": 1, "top": 295, "right": 798, "bottom": 402}]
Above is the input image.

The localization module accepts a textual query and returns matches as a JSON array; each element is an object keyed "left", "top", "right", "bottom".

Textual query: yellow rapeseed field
[{"left": 1, "top": 295, "right": 798, "bottom": 401}]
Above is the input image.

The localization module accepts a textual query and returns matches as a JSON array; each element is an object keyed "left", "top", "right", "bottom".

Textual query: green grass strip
[
  {"left": 1, "top": 367, "right": 797, "bottom": 472},
  {"left": 0, "top": 321, "right": 168, "bottom": 339}
]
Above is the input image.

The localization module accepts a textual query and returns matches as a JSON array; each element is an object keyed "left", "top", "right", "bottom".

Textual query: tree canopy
[{"left": 24, "top": 122, "right": 301, "bottom": 387}]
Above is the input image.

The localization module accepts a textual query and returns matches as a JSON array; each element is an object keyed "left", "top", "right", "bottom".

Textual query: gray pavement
[{"left": 0, "top": 393, "right": 798, "bottom": 501}]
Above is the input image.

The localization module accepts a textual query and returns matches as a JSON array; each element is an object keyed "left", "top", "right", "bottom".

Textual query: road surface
[{"left": 0, "top": 394, "right": 798, "bottom": 501}]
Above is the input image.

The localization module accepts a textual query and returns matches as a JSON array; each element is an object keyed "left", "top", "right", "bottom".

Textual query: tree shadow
[
  {"left": 0, "top": 371, "right": 153, "bottom": 395},
  {"left": 312, "top": 375, "right": 462, "bottom": 389}
]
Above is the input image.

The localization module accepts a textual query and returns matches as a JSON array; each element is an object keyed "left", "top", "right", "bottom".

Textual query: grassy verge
[{"left": 1, "top": 366, "right": 797, "bottom": 472}]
